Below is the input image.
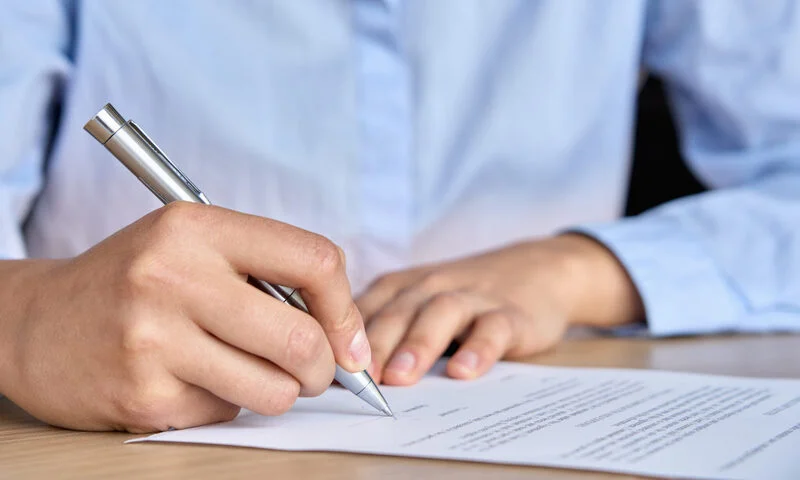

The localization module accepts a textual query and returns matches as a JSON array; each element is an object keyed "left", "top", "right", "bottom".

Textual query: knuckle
[
  {"left": 417, "top": 272, "right": 449, "bottom": 293},
  {"left": 309, "top": 235, "right": 344, "bottom": 278},
  {"left": 328, "top": 301, "right": 360, "bottom": 335},
  {"left": 152, "top": 201, "right": 208, "bottom": 234},
  {"left": 370, "top": 306, "right": 405, "bottom": 328},
  {"left": 482, "top": 316, "right": 514, "bottom": 351},
  {"left": 121, "top": 206, "right": 216, "bottom": 298},
  {"left": 120, "top": 317, "right": 164, "bottom": 356},
  {"left": 285, "top": 321, "right": 326, "bottom": 368},
  {"left": 404, "top": 334, "right": 438, "bottom": 354},
  {"left": 122, "top": 250, "right": 179, "bottom": 296},
  {"left": 429, "top": 291, "right": 466, "bottom": 313},
  {"left": 369, "top": 272, "right": 399, "bottom": 292},
  {"left": 468, "top": 338, "right": 501, "bottom": 360},
  {"left": 481, "top": 310, "right": 528, "bottom": 357},
  {"left": 484, "top": 311, "right": 514, "bottom": 337}
]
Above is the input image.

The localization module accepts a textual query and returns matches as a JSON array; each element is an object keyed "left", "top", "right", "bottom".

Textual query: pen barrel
[
  {"left": 105, "top": 126, "right": 207, "bottom": 205},
  {"left": 247, "top": 278, "right": 309, "bottom": 311},
  {"left": 334, "top": 365, "right": 372, "bottom": 393}
]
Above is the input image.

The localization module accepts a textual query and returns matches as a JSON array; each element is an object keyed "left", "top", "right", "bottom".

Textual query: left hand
[{"left": 357, "top": 234, "right": 645, "bottom": 386}]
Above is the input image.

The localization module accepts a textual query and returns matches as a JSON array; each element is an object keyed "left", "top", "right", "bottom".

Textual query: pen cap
[
  {"left": 84, "top": 104, "right": 126, "bottom": 144},
  {"left": 84, "top": 103, "right": 210, "bottom": 205}
]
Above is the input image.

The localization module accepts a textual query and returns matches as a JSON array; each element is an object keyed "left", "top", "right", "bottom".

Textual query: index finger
[{"left": 173, "top": 203, "right": 371, "bottom": 373}]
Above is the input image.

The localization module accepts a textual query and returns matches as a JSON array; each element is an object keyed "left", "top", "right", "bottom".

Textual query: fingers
[
  {"left": 151, "top": 202, "right": 368, "bottom": 373},
  {"left": 356, "top": 270, "right": 422, "bottom": 320},
  {"left": 363, "top": 286, "right": 439, "bottom": 382},
  {"left": 374, "top": 291, "right": 496, "bottom": 386},
  {"left": 315, "top": 298, "right": 371, "bottom": 374},
  {"left": 170, "top": 325, "right": 302, "bottom": 418},
  {"left": 188, "top": 276, "right": 335, "bottom": 397},
  {"left": 123, "top": 384, "right": 240, "bottom": 434},
  {"left": 446, "top": 309, "right": 518, "bottom": 380},
  {"left": 447, "top": 308, "right": 568, "bottom": 380},
  {"left": 164, "top": 385, "right": 240, "bottom": 431},
  {"left": 356, "top": 277, "right": 399, "bottom": 321},
  {"left": 216, "top": 207, "right": 368, "bottom": 373}
]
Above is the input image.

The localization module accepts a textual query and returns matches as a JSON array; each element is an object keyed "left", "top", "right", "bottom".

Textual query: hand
[
  {"left": 357, "top": 234, "right": 644, "bottom": 386},
  {"left": 0, "top": 202, "right": 370, "bottom": 432}
]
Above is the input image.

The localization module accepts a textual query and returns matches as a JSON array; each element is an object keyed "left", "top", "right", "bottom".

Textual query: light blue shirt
[{"left": 2, "top": 1, "right": 800, "bottom": 336}]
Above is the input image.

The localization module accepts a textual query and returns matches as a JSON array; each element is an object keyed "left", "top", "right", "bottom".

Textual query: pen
[{"left": 84, "top": 103, "right": 393, "bottom": 417}]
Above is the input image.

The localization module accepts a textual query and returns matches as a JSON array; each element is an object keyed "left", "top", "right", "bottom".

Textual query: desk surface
[{"left": 2, "top": 334, "right": 798, "bottom": 479}]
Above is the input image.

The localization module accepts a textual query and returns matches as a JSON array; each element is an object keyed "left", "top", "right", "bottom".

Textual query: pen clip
[{"left": 128, "top": 121, "right": 211, "bottom": 205}]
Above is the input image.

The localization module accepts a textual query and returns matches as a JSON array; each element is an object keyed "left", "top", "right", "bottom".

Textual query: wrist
[
  {"left": 0, "top": 259, "right": 60, "bottom": 396},
  {"left": 552, "top": 233, "right": 645, "bottom": 328}
]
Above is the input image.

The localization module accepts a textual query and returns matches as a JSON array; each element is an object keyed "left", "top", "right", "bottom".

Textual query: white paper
[{"left": 133, "top": 362, "right": 800, "bottom": 479}]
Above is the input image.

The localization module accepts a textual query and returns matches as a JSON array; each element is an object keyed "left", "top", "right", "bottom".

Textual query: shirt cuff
[{"left": 571, "top": 214, "right": 743, "bottom": 337}]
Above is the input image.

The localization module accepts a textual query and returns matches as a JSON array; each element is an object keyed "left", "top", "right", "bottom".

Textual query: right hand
[{"left": 0, "top": 202, "right": 370, "bottom": 433}]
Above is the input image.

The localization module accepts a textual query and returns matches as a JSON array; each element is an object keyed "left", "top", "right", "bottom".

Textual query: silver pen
[{"left": 84, "top": 103, "right": 393, "bottom": 417}]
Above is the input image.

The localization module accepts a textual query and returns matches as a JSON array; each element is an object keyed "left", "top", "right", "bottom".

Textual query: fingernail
[
  {"left": 386, "top": 351, "right": 416, "bottom": 375},
  {"left": 452, "top": 350, "right": 479, "bottom": 372},
  {"left": 349, "top": 329, "right": 372, "bottom": 370}
]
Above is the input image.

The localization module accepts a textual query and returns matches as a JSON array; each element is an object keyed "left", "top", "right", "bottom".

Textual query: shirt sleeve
[
  {"left": 576, "top": 0, "right": 800, "bottom": 336},
  {"left": 0, "top": 1, "right": 73, "bottom": 259}
]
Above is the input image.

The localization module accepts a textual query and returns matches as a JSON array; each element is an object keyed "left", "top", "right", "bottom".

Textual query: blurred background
[{"left": 626, "top": 75, "right": 706, "bottom": 217}]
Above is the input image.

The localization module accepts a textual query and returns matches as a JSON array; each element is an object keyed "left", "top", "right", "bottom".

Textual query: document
[{"left": 133, "top": 362, "right": 800, "bottom": 479}]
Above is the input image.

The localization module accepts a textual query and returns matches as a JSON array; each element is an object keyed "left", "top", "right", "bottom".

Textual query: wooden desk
[{"left": 2, "top": 334, "right": 798, "bottom": 479}]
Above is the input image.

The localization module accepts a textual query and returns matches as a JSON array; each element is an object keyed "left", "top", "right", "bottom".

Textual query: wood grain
[{"left": 2, "top": 333, "right": 798, "bottom": 479}]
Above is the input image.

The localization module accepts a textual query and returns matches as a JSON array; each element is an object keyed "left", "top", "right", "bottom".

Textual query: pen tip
[{"left": 355, "top": 378, "right": 394, "bottom": 417}]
